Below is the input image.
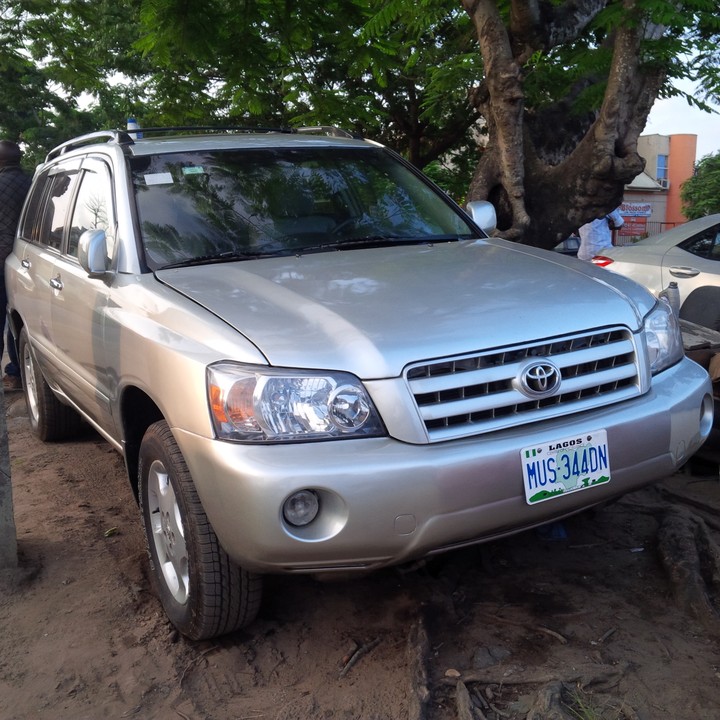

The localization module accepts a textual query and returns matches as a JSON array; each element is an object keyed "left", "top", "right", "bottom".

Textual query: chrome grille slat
[
  {"left": 554, "top": 338, "right": 635, "bottom": 369},
  {"left": 557, "top": 363, "right": 637, "bottom": 392},
  {"left": 417, "top": 361, "right": 638, "bottom": 422},
  {"left": 406, "top": 327, "right": 642, "bottom": 442},
  {"left": 424, "top": 386, "right": 641, "bottom": 442},
  {"left": 410, "top": 363, "right": 523, "bottom": 394}
]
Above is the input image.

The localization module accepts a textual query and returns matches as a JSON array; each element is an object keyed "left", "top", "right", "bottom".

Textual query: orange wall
[{"left": 666, "top": 134, "right": 697, "bottom": 224}]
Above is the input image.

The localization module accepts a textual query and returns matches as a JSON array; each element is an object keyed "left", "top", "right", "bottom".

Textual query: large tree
[
  {"left": 3, "top": 0, "right": 719, "bottom": 244},
  {"left": 128, "top": 0, "right": 720, "bottom": 236},
  {"left": 0, "top": 0, "right": 151, "bottom": 166},
  {"left": 130, "top": 0, "right": 486, "bottom": 169},
  {"left": 455, "top": 0, "right": 720, "bottom": 246}
]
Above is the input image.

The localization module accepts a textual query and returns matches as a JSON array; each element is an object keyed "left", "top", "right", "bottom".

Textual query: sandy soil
[{"left": 1, "top": 389, "right": 720, "bottom": 720}]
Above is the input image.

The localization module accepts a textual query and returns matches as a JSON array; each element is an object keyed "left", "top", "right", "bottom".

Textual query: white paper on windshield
[{"left": 144, "top": 172, "right": 174, "bottom": 186}]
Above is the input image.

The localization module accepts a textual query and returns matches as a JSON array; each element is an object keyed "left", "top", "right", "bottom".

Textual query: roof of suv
[
  {"left": 126, "top": 132, "right": 372, "bottom": 157},
  {"left": 45, "top": 126, "right": 374, "bottom": 162}
]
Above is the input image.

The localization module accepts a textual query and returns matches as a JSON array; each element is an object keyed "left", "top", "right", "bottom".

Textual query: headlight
[
  {"left": 207, "top": 363, "right": 386, "bottom": 442},
  {"left": 644, "top": 300, "right": 684, "bottom": 375}
]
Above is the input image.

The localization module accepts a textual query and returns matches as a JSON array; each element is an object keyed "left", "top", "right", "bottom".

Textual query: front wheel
[
  {"left": 679, "top": 286, "right": 720, "bottom": 331},
  {"left": 138, "top": 420, "right": 262, "bottom": 640}
]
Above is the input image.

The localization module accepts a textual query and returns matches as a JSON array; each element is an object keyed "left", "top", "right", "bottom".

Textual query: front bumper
[{"left": 174, "top": 357, "right": 712, "bottom": 574}]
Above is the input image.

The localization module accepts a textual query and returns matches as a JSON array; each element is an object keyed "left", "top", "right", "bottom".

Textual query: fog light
[{"left": 283, "top": 490, "right": 320, "bottom": 527}]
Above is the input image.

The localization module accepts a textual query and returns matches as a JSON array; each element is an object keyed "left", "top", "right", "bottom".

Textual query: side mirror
[
  {"left": 465, "top": 200, "right": 497, "bottom": 236},
  {"left": 78, "top": 228, "right": 109, "bottom": 277}
]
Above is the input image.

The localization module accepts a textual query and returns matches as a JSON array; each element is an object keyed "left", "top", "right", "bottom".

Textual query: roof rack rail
[
  {"left": 123, "top": 125, "right": 357, "bottom": 138},
  {"left": 296, "top": 126, "right": 357, "bottom": 139},
  {"left": 45, "top": 130, "right": 134, "bottom": 162},
  {"left": 119, "top": 125, "right": 294, "bottom": 136},
  {"left": 44, "top": 126, "right": 294, "bottom": 162},
  {"left": 43, "top": 124, "right": 361, "bottom": 163}
]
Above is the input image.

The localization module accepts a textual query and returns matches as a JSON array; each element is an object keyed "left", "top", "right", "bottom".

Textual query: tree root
[
  {"left": 440, "top": 663, "right": 633, "bottom": 719},
  {"left": 525, "top": 681, "right": 574, "bottom": 720},
  {"left": 407, "top": 619, "right": 431, "bottom": 720},
  {"left": 656, "top": 507, "right": 720, "bottom": 634},
  {"left": 439, "top": 661, "right": 629, "bottom": 691}
]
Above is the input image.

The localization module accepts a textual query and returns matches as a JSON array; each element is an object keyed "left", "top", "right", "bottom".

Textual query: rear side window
[
  {"left": 40, "top": 172, "right": 79, "bottom": 250},
  {"left": 19, "top": 162, "right": 80, "bottom": 249},
  {"left": 18, "top": 175, "right": 48, "bottom": 242}
]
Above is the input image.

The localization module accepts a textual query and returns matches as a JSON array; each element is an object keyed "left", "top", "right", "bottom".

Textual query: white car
[{"left": 592, "top": 214, "right": 720, "bottom": 330}]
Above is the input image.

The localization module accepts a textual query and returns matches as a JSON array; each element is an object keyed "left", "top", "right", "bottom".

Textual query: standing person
[
  {"left": 0, "top": 140, "right": 31, "bottom": 391},
  {"left": 577, "top": 207, "right": 624, "bottom": 262}
]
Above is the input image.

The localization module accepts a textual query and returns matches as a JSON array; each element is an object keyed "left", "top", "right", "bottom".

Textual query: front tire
[
  {"left": 18, "top": 327, "right": 83, "bottom": 441},
  {"left": 679, "top": 286, "right": 720, "bottom": 331},
  {"left": 138, "top": 420, "right": 262, "bottom": 640}
]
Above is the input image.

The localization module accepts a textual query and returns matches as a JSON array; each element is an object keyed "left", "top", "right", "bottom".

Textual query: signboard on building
[
  {"left": 620, "top": 202, "right": 653, "bottom": 217},
  {"left": 619, "top": 218, "right": 648, "bottom": 237}
]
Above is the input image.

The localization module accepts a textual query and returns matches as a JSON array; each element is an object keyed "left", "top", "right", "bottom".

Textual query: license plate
[{"left": 521, "top": 430, "right": 610, "bottom": 505}]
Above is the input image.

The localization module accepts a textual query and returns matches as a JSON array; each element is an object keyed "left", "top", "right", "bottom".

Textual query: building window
[{"left": 656, "top": 154, "right": 668, "bottom": 181}]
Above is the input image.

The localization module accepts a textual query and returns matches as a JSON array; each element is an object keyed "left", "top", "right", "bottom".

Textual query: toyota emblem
[{"left": 517, "top": 360, "right": 561, "bottom": 398}]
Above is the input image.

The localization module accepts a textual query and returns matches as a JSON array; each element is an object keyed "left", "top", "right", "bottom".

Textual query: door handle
[
  {"left": 21, "top": 258, "right": 30, "bottom": 269},
  {"left": 49, "top": 276, "right": 63, "bottom": 291},
  {"left": 668, "top": 266, "right": 700, "bottom": 278}
]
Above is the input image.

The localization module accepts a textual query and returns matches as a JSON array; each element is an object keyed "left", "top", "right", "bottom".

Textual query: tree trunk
[
  {"left": 462, "top": 0, "right": 667, "bottom": 248},
  {"left": 463, "top": 0, "right": 530, "bottom": 241}
]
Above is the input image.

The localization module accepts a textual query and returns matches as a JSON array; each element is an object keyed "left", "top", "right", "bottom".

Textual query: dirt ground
[{"left": 1, "top": 389, "right": 720, "bottom": 720}]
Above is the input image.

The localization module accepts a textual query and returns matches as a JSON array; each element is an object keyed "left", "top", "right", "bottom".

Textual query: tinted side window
[
  {"left": 38, "top": 168, "right": 80, "bottom": 251},
  {"left": 679, "top": 225, "right": 720, "bottom": 259},
  {"left": 68, "top": 163, "right": 115, "bottom": 258},
  {"left": 18, "top": 174, "right": 49, "bottom": 242}
]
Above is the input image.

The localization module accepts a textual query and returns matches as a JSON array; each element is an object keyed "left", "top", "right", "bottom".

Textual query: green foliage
[
  {"left": 0, "top": 0, "right": 152, "bottom": 156},
  {"left": 563, "top": 687, "right": 624, "bottom": 720},
  {"left": 0, "top": 0, "right": 718, "bottom": 204},
  {"left": 423, "top": 142, "right": 481, "bottom": 204},
  {"left": 681, "top": 151, "right": 720, "bottom": 219}
]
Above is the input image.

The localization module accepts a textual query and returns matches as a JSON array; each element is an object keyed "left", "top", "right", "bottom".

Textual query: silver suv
[{"left": 6, "top": 127, "right": 713, "bottom": 640}]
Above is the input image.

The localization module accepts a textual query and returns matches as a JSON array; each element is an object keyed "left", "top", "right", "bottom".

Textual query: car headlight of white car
[
  {"left": 207, "top": 362, "right": 386, "bottom": 442},
  {"left": 644, "top": 300, "right": 684, "bottom": 375}
]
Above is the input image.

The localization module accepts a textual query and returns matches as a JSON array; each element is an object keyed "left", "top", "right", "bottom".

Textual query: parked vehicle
[
  {"left": 6, "top": 127, "right": 713, "bottom": 639},
  {"left": 554, "top": 234, "right": 580, "bottom": 256},
  {"left": 592, "top": 214, "right": 720, "bottom": 329}
]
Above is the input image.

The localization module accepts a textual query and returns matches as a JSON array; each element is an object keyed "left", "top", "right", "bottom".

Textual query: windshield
[{"left": 130, "top": 147, "right": 479, "bottom": 269}]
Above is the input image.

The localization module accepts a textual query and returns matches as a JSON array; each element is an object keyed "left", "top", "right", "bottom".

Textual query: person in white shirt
[{"left": 577, "top": 208, "right": 624, "bottom": 261}]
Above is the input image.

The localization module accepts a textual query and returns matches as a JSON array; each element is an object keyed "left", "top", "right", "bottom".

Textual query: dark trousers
[{"left": 0, "top": 272, "right": 19, "bottom": 377}]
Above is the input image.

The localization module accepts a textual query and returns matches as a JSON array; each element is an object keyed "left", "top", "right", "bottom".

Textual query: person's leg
[
  {"left": 0, "top": 273, "right": 6, "bottom": 365},
  {"left": 5, "top": 324, "right": 19, "bottom": 377},
  {"left": 0, "top": 273, "right": 20, "bottom": 390}
]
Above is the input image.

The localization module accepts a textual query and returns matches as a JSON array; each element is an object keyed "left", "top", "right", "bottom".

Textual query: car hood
[{"left": 155, "top": 239, "right": 656, "bottom": 378}]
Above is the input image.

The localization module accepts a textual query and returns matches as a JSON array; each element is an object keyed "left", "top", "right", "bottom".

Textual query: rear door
[
  {"left": 49, "top": 156, "right": 117, "bottom": 432},
  {"left": 14, "top": 160, "right": 81, "bottom": 382}
]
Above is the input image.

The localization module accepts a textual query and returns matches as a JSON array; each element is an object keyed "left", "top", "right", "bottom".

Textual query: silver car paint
[
  {"left": 174, "top": 356, "right": 710, "bottom": 572},
  {"left": 156, "top": 240, "right": 656, "bottom": 378}
]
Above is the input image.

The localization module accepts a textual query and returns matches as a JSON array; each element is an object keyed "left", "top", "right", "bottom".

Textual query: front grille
[{"left": 406, "top": 327, "right": 641, "bottom": 442}]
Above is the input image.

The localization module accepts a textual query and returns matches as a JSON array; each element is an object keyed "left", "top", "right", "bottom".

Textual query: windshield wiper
[
  {"left": 156, "top": 248, "right": 293, "bottom": 270},
  {"left": 296, "top": 235, "right": 464, "bottom": 254}
]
